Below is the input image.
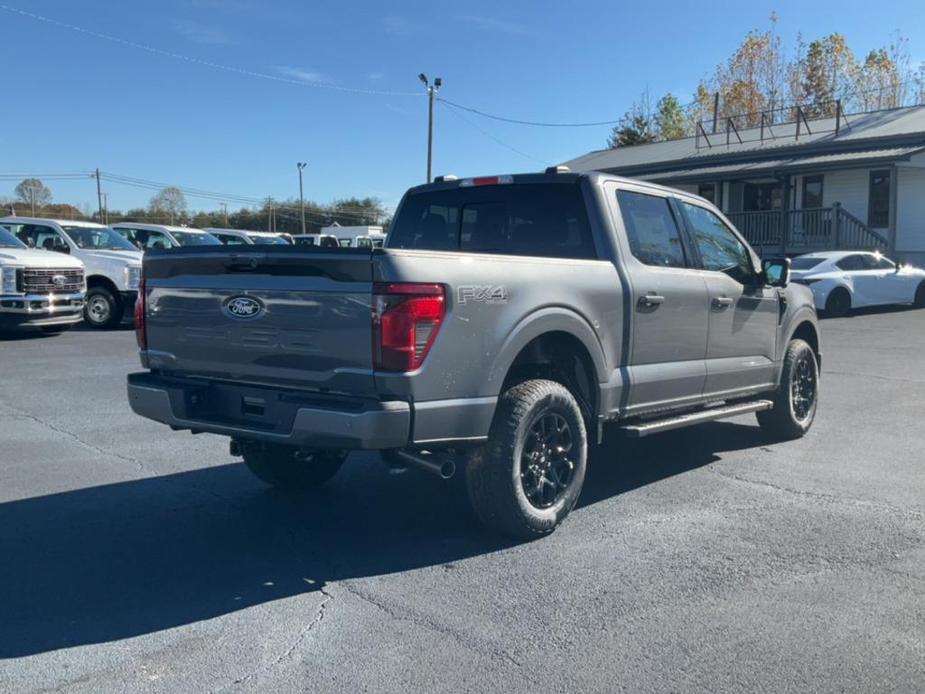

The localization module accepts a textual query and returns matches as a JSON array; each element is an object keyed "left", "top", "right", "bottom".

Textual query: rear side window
[
  {"left": 616, "top": 190, "right": 686, "bottom": 268},
  {"left": 790, "top": 256, "right": 825, "bottom": 271},
  {"left": 388, "top": 183, "right": 596, "bottom": 259}
]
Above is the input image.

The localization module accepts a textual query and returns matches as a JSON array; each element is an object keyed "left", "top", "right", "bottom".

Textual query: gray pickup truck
[{"left": 128, "top": 169, "right": 820, "bottom": 538}]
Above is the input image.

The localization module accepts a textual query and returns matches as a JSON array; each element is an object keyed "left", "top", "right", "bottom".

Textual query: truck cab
[
  {"left": 0, "top": 217, "right": 140, "bottom": 329},
  {"left": 204, "top": 228, "right": 292, "bottom": 246},
  {"left": 110, "top": 223, "right": 222, "bottom": 252}
]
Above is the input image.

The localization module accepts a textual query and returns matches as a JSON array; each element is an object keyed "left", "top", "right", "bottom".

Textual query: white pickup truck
[
  {"left": 0, "top": 217, "right": 143, "bottom": 329},
  {"left": 0, "top": 224, "right": 85, "bottom": 333}
]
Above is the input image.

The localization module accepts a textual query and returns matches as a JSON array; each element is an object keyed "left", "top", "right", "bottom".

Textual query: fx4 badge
[{"left": 457, "top": 285, "right": 508, "bottom": 305}]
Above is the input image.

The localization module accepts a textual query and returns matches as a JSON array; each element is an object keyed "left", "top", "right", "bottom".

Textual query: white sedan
[{"left": 790, "top": 251, "right": 925, "bottom": 316}]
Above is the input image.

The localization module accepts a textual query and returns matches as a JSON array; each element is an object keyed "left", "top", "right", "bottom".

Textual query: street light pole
[
  {"left": 419, "top": 74, "right": 442, "bottom": 183},
  {"left": 297, "top": 162, "right": 307, "bottom": 235}
]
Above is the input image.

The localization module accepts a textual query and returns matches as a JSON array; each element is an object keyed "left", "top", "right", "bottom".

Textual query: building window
[
  {"left": 697, "top": 183, "right": 716, "bottom": 205},
  {"left": 868, "top": 170, "right": 891, "bottom": 227},
  {"left": 802, "top": 175, "right": 824, "bottom": 209}
]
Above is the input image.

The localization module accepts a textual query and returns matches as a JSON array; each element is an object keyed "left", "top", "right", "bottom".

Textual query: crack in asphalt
[
  {"left": 2, "top": 410, "right": 147, "bottom": 472},
  {"left": 710, "top": 468, "right": 924, "bottom": 521},
  {"left": 821, "top": 369, "right": 925, "bottom": 384},
  {"left": 212, "top": 586, "right": 335, "bottom": 693},
  {"left": 337, "top": 580, "right": 524, "bottom": 669}
]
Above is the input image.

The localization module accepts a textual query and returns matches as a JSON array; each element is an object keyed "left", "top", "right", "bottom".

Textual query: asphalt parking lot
[{"left": 1, "top": 308, "right": 924, "bottom": 693}]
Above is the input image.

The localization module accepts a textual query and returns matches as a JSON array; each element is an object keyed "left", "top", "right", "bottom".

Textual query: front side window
[
  {"left": 873, "top": 255, "right": 896, "bottom": 270},
  {"left": 61, "top": 225, "right": 136, "bottom": 251},
  {"left": 216, "top": 233, "right": 247, "bottom": 245},
  {"left": 616, "top": 191, "right": 686, "bottom": 268},
  {"left": 802, "top": 175, "right": 824, "bottom": 209},
  {"left": 11, "top": 224, "right": 68, "bottom": 252},
  {"left": 681, "top": 202, "right": 754, "bottom": 282},
  {"left": 868, "top": 170, "right": 890, "bottom": 227},
  {"left": 170, "top": 231, "right": 222, "bottom": 246},
  {"left": 790, "top": 256, "right": 825, "bottom": 271}
]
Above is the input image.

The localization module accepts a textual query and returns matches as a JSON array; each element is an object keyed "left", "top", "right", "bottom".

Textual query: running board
[{"left": 620, "top": 400, "right": 773, "bottom": 438}]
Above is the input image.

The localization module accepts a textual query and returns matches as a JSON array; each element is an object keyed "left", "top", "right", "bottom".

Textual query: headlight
[
  {"left": 1, "top": 265, "right": 22, "bottom": 295},
  {"left": 125, "top": 265, "right": 141, "bottom": 290}
]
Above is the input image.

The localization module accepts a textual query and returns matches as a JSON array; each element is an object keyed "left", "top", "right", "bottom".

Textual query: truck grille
[{"left": 19, "top": 268, "right": 85, "bottom": 294}]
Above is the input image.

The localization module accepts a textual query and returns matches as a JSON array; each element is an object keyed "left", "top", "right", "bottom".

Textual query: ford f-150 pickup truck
[{"left": 127, "top": 169, "right": 821, "bottom": 538}]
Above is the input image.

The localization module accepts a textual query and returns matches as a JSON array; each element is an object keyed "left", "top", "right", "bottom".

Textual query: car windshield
[
  {"left": 246, "top": 234, "right": 288, "bottom": 244},
  {"left": 170, "top": 231, "right": 222, "bottom": 246},
  {"left": 0, "top": 226, "right": 27, "bottom": 248},
  {"left": 61, "top": 225, "right": 137, "bottom": 251},
  {"left": 791, "top": 257, "right": 826, "bottom": 270}
]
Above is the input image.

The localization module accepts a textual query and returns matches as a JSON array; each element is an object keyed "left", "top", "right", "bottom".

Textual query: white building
[{"left": 564, "top": 104, "right": 925, "bottom": 264}]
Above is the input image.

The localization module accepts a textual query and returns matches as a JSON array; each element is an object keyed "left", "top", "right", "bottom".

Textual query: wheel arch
[
  {"left": 788, "top": 318, "right": 821, "bottom": 370},
  {"left": 86, "top": 274, "right": 120, "bottom": 297},
  {"left": 489, "top": 308, "right": 607, "bottom": 425}
]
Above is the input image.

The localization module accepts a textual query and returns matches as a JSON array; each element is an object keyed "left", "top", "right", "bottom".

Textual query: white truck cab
[
  {"left": 110, "top": 223, "right": 222, "bottom": 251},
  {"left": 0, "top": 224, "right": 85, "bottom": 333},
  {"left": 204, "top": 228, "right": 291, "bottom": 245},
  {"left": 0, "top": 217, "right": 141, "bottom": 329}
]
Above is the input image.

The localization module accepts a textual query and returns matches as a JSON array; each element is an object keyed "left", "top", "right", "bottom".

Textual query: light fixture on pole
[{"left": 419, "top": 73, "right": 442, "bottom": 183}]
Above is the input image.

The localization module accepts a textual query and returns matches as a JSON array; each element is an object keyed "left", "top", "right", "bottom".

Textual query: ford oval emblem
[
  {"left": 51, "top": 274, "right": 68, "bottom": 287},
  {"left": 223, "top": 295, "right": 265, "bottom": 320}
]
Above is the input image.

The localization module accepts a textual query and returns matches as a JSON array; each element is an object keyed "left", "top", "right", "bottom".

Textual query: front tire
[
  {"left": 757, "top": 339, "right": 819, "bottom": 440},
  {"left": 241, "top": 443, "right": 347, "bottom": 490},
  {"left": 824, "top": 287, "right": 851, "bottom": 317},
  {"left": 84, "top": 287, "right": 123, "bottom": 329},
  {"left": 914, "top": 282, "right": 925, "bottom": 308},
  {"left": 466, "top": 379, "right": 587, "bottom": 540}
]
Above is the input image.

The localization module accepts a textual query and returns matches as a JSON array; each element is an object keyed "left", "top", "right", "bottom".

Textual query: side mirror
[
  {"left": 762, "top": 257, "right": 790, "bottom": 288},
  {"left": 58, "top": 243, "right": 71, "bottom": 255}
]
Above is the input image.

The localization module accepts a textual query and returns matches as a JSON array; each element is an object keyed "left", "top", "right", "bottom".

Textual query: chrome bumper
[{"left": 0, "top": 291, "right": 85, "bottom": 315}]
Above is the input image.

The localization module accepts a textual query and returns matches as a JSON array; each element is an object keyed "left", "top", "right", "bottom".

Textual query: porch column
[
  {"left": 780, "top": 174, "right": 791, "bottom": 255},
  {"left": 888, "top": 165, "right": 898, "bottom": 257}
]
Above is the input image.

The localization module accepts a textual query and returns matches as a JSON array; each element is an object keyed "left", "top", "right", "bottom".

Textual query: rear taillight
[
  {"left": 134, "top": 277, "right": 146, "bottom": 349},
  {"left": 372, "top": 282, "right": 445, "bottom": 372}
]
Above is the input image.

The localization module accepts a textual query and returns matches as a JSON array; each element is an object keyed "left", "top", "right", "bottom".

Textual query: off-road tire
[
  {"left": 756, "top": 339, "right": 819, "bottom": 440},
  {"left": 84, "top": 286, "right": 123, "bottom": 329},
  {"left": 824, "top": 287, "right": 851, "bottom": 317},
  {"left": 466, "top": 379, "right": 587, "bottom": 540},
  {"left": 242, "top": 443, "right": 347, "bottom": 490}
]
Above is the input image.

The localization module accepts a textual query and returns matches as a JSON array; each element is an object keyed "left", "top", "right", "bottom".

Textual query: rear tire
[
  {"left": 241, "top": 443, "right": 347, "bottom": 490},
  {"left": 84, "top": 286, "right": 123, "bottom": 329},
  {"left": 824, "top": 287, "right": 851, "bottom": 317},
  {"left": 466, "top": 379, "right": 587, "bottom": 540},
  {"left": 757, "top": 339, "right": 819, "bottom": 440}
]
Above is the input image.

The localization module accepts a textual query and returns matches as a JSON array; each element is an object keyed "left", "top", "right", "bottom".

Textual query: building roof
[{"left": 562, "top": 105, "right": 925, "bottom": 178}]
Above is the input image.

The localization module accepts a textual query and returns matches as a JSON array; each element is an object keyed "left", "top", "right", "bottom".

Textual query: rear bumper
[{"left": 127, "top": 372, "right": 411, "bottom": 449}]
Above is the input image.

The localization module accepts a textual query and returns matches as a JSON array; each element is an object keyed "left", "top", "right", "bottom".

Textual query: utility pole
[
  {"left": 220, "top": 202, "right": 228, "bottom": 226},
  {"left": 712, "top": 92, "right": 720, "bottom": 134},
  {"left": 29, "top": 187, "right": 36, "bottom": 216},
  {"left": 418, "top": 73, "right": 442, "bottom": 183},
  {"left": 95, "top": 168, "right": 103, "bottom": 223},
  {"left": 297, "top": 162, "right": 307, "bottom": 234},
  {"left": 101, "top": 193, "right": 109, "bottom": 225}
]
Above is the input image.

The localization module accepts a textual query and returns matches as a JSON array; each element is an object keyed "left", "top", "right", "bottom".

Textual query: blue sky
[{"left": 1, "top": 0, "right": 923, "bottom": 214}]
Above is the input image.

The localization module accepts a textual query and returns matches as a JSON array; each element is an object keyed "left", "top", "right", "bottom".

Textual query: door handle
[
  {"left": 712, "top": 296, "right": 734, "bottom": 310},
  {"left": 638, "top": 293, "right": 665, "bottom": 309}
]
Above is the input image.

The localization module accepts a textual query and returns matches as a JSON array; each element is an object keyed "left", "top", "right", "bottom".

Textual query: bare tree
[
  {"left": 14, "top": 178, "right": 52, "bottom": 212},
  {"left": 149, "top": 187, "right": 187, "bottom": 225}
]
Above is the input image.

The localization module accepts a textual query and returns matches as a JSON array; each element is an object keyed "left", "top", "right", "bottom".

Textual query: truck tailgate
[{"left": 141, "top": 247, "right": 376, "bottom": 396}]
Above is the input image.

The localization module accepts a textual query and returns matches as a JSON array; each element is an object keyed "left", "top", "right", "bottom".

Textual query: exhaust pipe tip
[{"left": 438, "top": 459, "right": 456, "bottom": 480}]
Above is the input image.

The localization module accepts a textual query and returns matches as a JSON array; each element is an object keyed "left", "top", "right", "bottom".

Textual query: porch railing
[{"left": 726, "top": 203, "right": 889, "bottom": 255}]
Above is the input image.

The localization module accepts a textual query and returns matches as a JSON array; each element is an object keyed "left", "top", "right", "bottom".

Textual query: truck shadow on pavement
[{"left": 0, "top": 421, "right": 768, "bottom": 658}]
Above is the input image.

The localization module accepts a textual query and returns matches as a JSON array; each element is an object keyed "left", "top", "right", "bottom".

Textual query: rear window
[
  {"left": 388, "top": 183, "right": 596, "bottom": 259},
  {"left": 791, "top": 256, "right": 825, "bottom": 270}
]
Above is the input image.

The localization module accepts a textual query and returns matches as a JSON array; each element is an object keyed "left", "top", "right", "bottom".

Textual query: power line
[
  {"left": 0, "top": 4, "right": 423, "bottom": 98},
  {"left": 440, "top": 101, "right": 546, "bottom": 164},
  {"left": 436, "top": 97, "right": 624, "bottom": 127}
]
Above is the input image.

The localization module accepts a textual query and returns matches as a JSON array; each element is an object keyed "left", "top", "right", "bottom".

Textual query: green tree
[
  {"left": 655, "top": 94, "right": 687, "bottom": 140},
  {"left": 608, "top": 90, "right": 655, "bottom": 148}
]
